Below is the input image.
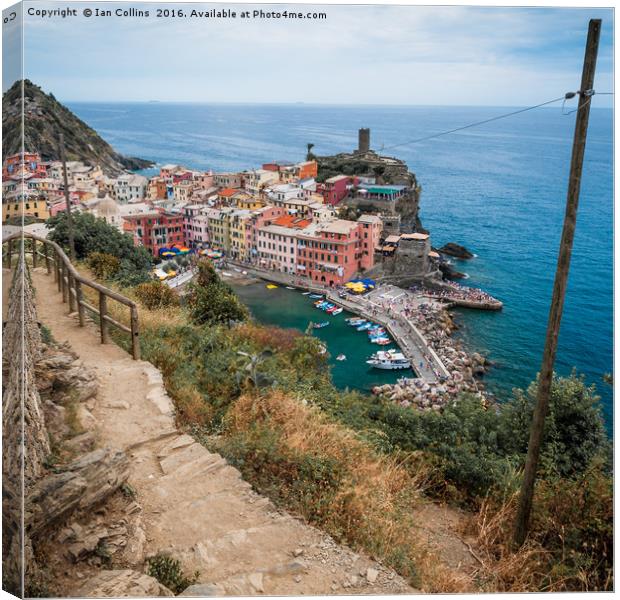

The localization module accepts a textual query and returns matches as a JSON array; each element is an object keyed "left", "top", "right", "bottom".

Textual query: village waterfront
[{"left": 67, "top": 101, "right": 613, "bottom": 428}]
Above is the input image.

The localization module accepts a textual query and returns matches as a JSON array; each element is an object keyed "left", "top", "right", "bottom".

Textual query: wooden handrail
[{"left": 3, "top": 232, "right": 140, "bottom": 360}]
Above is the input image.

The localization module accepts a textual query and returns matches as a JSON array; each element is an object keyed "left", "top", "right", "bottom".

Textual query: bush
[
  {"left": 146, "top": 553, "right": 198, "bottom": 594},
  {"left": 87, "top": 252, "right": 120, "bottom": 280},
  {"left": 134, "top": 281, "right": 179, "bottom": 310},
  {"left": 48, "top": 211, "right": 152, "bottom": 286},
  {"left": 186, "top": 260, "right": 248, "bottom": 325}
]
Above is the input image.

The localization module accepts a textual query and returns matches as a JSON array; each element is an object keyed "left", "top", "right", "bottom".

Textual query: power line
[{"left": 381, "top": 91, "right": 613, "bottom": 152}]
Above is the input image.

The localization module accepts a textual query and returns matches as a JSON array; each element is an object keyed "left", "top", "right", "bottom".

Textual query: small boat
[
  {"left": 346, "top": 317, "right": 365, "bottom": 325},
  {"left": 266, "top": 284, "right": 278, "bottom": 289},
  {"left": 326, "top": 305, "right": 339, "bottom": 314},
  {"left": 302, "top": 291, "right": 311, "bottom": 296},
  {"left": 367, "top": 350, "right": 411, "bottom": 370},
  {"left": 357, "top": 323, "right": 373, "bottom": 331},
  {"left": 316, "top": 302, "right": 330, "bottom": 309},
  {"left": 336, "top": 354, "right": 347, "bottom": 361},
  {"left": 322, "top": 303, "right": 335, "bottom": 311},
  {"left": 286, "top": 286, "right": 295, "bottom": 290},
  {"left": 331, "top": 307, "right": 343, "bottom": 316},
  {"left": 375, "top": 338, "right": 392, "bottom": 346},
  {"left": 313, "top": 322, "right": 330, "bottom": 329},
  {"left": 370, "top": 336, "right": 390, "bottom": 344},
  {"left": 309, "top": 294, "right": 323, "bottom": 299}
]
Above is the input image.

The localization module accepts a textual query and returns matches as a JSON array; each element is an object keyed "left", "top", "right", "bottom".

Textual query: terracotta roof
[
  {"left": 273, "top": 214, "right": 311, "bottom": 229},
  {"left": 219, "top": 188, "right": 238, "bottom": 197}
]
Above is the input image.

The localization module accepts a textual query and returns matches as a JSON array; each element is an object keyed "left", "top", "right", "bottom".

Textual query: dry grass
[{"left": 225, "top": 391, "right": 476, "bottom": 592}]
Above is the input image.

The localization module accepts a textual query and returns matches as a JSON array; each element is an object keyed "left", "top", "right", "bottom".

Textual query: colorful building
[
  {"left": 2, "top": 152, "right": 47, "bottom": 180},
  {"left": 296, "top": 219, "right": 363, "bottom": 287},
  {"left": 122, "top": 209, "right": 185, "bottom": 256},
  {"left": 320, "top": 175, "right": 353, "bottom": 206},
  {"left": 256, "top": 214, "right": 311, "bottom": 274},
  {"left": 357, "top": 214, "right": 383, "bottom": 271}
]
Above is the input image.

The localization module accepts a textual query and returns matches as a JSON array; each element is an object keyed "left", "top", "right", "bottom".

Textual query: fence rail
[{"left": 2, "top": 233, "right": 140, "bottom": 360}]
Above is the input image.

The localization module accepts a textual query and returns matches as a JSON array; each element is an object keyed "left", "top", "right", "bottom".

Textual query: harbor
[{"left": 225, "top": 261, "right": 491, "bottom": 407}]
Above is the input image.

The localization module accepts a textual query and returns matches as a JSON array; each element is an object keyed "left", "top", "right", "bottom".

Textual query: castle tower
[{"left": 358, "top": 128, "right": 370, "bottom": 153}]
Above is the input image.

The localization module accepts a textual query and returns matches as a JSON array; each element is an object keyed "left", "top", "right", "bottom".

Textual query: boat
[
  {"left": 322, "top": 303, "right": 335, "bottom": 311},
  {"left": 374, "top": 338, "right": 392, "bottom": 346},
  {"left": 309, "top": 293, "right": 323, "bottom": 299},
  {"left": 331, "top": 307, "right": 343, "bottom": 316},
  {"left": 366, "top": 350, "right": 411, "bottom": 370},
  {"left": 266, "top": 284, "right": 278, "bottom": 289},
  {"left": 301, "top": 291, "right": 311, "bottom": 296},
  {"left": 357, "top": 323, "right": 373, "bottom": 331},
  {"left": 326, "top": 305, "right": 339, "bottom": 314},
  {"left": 346, "top": 317, "right": 365, "bottom": 325},
  {"left": 316, "top": 301, "right": 330, "bottom": 309},
  {"left": 286, "top": 286, "right": 295, "bottom": 290},
  {"left": 336, "top": 354, "right": 347, "bottom": 361},
  {"left": 313, "top": 322, "right": 330, "bottom": 329}
]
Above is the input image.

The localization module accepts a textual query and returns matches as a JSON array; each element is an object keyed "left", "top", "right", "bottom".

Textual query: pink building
[
  {"left": 296, "top": 219, "right": 363, "bottom": 287},
  {"left": 184, "top": 204, "right": 209, "bottom": 248},
  {"left": 246, "top": 205, "right": 285, "bottom": 263},
  {"left": 256, "top": 214, "right": 311, "bottom": 274},
  {"left": 358, "top": 214, "right": 383, "bottom": 271},
  {"left": 319, "top": 175, "right": 354, "bottom": 206}
]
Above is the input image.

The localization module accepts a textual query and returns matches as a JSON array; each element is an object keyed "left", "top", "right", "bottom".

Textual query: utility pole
[
  {"left": 59, "top": 133, "right": 76, "bottom": 261},
  {"left": 513, "top": 18, "right": 601, "bottom": 547}
]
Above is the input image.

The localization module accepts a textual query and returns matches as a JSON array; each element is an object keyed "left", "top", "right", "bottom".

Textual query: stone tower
[{"left": 358, "top": 128, "right": 370, "bottom": 153}]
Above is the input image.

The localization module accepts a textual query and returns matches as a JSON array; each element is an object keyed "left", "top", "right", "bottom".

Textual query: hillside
[{"left": 2, "top": 80, "right": 153, "bottom": 175}]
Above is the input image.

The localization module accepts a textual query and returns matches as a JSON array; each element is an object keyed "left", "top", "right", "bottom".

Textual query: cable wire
[{"left": 380, "top": 93, "right": 612, "bottom": 151}]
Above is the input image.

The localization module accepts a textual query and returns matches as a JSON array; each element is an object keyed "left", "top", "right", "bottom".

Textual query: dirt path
[{"left": 30, "top": 267, "right": 418, "bottom": 596}]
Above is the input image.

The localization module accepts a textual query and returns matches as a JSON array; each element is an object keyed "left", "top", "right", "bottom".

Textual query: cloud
[{"left": 19, "top": 3, "right": 614, "bottom": 105}]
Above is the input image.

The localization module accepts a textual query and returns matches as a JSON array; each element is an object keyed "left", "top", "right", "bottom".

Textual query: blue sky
[{"left": 5, "top": 2, "right": 615, "bottom": 106}]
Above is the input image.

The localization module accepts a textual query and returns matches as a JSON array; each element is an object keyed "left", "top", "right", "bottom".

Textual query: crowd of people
[{"left": 410, "top": 281, "right": 500, "bottom": 305}]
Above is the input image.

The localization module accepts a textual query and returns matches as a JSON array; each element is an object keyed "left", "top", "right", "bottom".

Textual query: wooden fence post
[
  {"left": 32, "top": 239, "right": 37, "bottom": 268},
  {"left": 44, "top": 242, "right": 51, "bottom": 274},
  {"left": 55, "top": 251, "right": 61, "bottom": 287},
  {"left": 75, "top": 279, "right": 85, "bottom": 327},
  {"left": 99, "top": 292, "right": 109, "bottom": 344},
  {"left": 130, "top": 305, "right": 140, "bottom": 360},
  {"left": 67, "top": 271, "right": 76, "bottom": 313},
  {"left": 61, "top": 263, "right": 67, "bottom": 303},
  {"left": 7, "top": 239, "right": 12, "bottom": 269}
]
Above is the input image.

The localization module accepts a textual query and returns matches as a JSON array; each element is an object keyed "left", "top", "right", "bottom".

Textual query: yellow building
[
  {"left": 228, "top": 209, "right": 252, "bottom": 261},
  {"left": 3, "top": 197, "right": 50, "bottom": 222},
  {"left": 233, "top": 192, "right": 263, "bottom": 210}
]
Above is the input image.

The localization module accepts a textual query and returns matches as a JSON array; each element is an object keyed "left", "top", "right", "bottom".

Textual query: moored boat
[
  {"left": 366, "top": 350, "right": 411, "bottom": 370},
  {"left": 331, "top": 307, "right": 343, "bottom": 315},
  {"left": 313, "top": 321, "right": 330, "bottom": 329}
]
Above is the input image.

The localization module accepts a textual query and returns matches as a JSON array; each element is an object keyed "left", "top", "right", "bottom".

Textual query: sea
[{"left": 65, "top": 101, "right": 614, "bottom": 429}]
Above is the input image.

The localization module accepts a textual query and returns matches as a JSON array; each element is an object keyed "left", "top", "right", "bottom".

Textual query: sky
[{"left": 3, "top": 2, "right": 615, "bottom": 106}]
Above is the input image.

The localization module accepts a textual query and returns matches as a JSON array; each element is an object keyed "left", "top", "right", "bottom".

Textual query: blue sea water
[{"left": 66, "top": 101, "right": 614, "bottom": 427}]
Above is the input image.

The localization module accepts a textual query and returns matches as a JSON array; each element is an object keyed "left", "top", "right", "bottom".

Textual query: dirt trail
[{"left": 29, "top": 268, "right": 420, "bottom": 595}]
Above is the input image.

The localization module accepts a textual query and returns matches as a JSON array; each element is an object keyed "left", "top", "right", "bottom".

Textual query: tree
[
  {"left": 186, "top": 259, "right": 248, "bottom": 326},
  {"left": 47, "top": 212, "right": 153, "bottom": 286}
]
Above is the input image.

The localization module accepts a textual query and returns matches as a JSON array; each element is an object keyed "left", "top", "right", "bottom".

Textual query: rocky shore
[{"left": 372, "top": 301, "right": 492, "bottom": 411}]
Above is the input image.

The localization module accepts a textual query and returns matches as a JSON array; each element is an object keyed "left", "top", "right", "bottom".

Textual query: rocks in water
[
  {"left": 78, "top": 569, "right": 174, "bottom": 597},
  {"left": 439, "top": 243, "right": 474, "bottom": 259},
  {"left": 437, "top": 261, "right": 466, "bottom": 281}
]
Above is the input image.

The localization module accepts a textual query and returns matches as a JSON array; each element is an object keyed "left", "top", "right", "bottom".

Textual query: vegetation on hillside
[
  {"left": 2, "top": 79, "right": 152, "bottom": 173},
  {"left": 61, "top": 216, "right": 613, "bottom": 592},
  {"left": 47, "top": 212, "right": 153, "bottom": 286}
]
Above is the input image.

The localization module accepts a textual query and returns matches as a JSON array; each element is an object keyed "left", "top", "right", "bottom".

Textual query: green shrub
[
  {"left": 87, "top": 252, "right": 121, "bottom": 280},
  {"left": 146, "top": 553, "right": 198, "bottom": 594},
  {"left": 134, "top": 281, "right": 179, "bottom": 310},
  {"left": 186, "top": 260, "right": 248, "bottom": 325}
]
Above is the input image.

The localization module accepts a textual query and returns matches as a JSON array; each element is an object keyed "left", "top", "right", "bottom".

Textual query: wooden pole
[
  {"left": 43, "top": 242, "right": 51, "bottom": 274},
  {"left": 513, "top": 18, "right": 601, "bottom": 547},
  {"left": 59, "top": 133, "right": 76, "bottom": 261},
  {"left": 75, "top": 279, "right": 85, "bottom": 327},
  {"left": 60, "top": 263, "right": 67, "bottom": 303},
  {"left": 68, "top": 271, "right": 76, "bottom": 313},
  {"left": 130, "top": 305, "right": 140, "bottom": 360},
  {"left": 32, "top": 238, "right": 37, "bottom": 268},
  {"left": 99, "top": 292, "right": 109, "bottom": 344}
]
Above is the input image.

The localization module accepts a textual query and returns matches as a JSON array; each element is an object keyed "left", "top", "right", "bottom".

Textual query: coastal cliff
[{"left": 2, "top": 80, "right": 153, "bottom": 175}]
